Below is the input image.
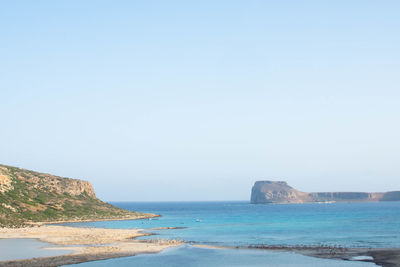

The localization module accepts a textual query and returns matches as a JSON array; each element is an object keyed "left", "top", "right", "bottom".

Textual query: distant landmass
[
  {"left": 0, "top": 164, "right": 155, "bottom": 227},
  {"left": 251, "top": 181, "right": 400, "bottom": 204}
]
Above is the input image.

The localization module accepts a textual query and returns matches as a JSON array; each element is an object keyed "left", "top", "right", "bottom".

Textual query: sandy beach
[{"left": 0, "top": 225, "right": 181, "bottom": 267}]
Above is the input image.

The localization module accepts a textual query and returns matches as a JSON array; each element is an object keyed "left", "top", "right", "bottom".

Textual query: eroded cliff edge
[
  {"left": 0, "top": 164, "right": 155, "bottom": 227},
  {"left": 251, "top": 181, "right": 400, "bottom": 204}
]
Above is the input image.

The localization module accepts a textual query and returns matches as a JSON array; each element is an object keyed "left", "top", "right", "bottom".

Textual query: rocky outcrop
[
  {"left": 0, "top": 165, "right": 96, "bottom": 198},
  {"left": 251, "top": 181, "right": 311, "bottom": 204},
  {"left": 38, "top": 176, "right": 96, "bottom": 198},
  {"left": 60, "top": 179, "right": 96, "bottom": 197},
  {"left": 0, "top": 169, "right": 13, "bottom": 193},
  {"left": 251, "top": 180, "right": 400, "bottom": 204}
]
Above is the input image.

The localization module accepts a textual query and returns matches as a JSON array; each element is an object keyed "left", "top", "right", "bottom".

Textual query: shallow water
[
  {"left": 63, "top": 201, "right": 400, "bottom": 248},
  {"left": 67, "top": 245, "right": 375, "bottom": 267},
  {"left": 0, "top": 238, "right": 72, "bottom": 261}
]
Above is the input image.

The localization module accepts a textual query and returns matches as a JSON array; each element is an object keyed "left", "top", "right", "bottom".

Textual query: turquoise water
[
  {"left": 68, "top": 245, "right": 374, "bottom": 267},
  {"left": 0, "top": 238, "right": 72, "bottom": 261},
  {"left": 64, "top": 201, "right": 400, "bottom": 248}
]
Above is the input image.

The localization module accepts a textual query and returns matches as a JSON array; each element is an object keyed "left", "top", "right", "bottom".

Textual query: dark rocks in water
[{"left": 250, "top": 180, "right": 400, "bottom": 204}]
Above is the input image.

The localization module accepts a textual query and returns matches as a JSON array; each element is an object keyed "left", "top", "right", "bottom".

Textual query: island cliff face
[
  {"left": 251, "top": 181, "right": 400, "bottom": 204},
  {"left": 0, "top": 164, "right": 153, "bottom": 227}
]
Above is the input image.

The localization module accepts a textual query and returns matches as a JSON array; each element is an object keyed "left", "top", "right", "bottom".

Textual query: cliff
[
  {"left": 251, "top": 180, "right": 400, "bottom": 204},
  {"left": 0, "top": 164, "right": 154, "bottom": 227}
]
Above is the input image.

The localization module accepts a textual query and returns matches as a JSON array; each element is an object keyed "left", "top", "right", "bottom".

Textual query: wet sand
[{"left": 0, "top": 225, "right": 181, "bottom": 267}]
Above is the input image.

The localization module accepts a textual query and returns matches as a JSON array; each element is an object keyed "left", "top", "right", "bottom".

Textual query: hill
[{"left": 0, "top": 164, "right": 155, "bottom": 227}]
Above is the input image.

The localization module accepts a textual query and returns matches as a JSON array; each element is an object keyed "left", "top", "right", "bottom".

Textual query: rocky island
[{"left": 251, "top": 180, "right": 400, "bottom": 204}]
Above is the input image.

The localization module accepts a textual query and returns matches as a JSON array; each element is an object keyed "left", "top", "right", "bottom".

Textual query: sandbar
[{"left": 0, "top": 225, "right": 181, "bottom": 267}]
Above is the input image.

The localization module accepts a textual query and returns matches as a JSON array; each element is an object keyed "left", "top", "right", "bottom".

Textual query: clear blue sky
[{"left": 1, "top": 1, "right": 399, "bottom": 201}]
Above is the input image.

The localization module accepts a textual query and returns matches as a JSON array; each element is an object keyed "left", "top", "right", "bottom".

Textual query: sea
[
  {"left": 63, "top": 201, "right": 400, "bottom": 266},
  {"left": 0, "top": 238, "right": 72, "bottom": 261}
]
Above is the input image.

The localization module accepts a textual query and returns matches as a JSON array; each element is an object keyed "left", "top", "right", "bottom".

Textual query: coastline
[
  {"left": 0, "top": 224, "right": 181, "bottom": 267},
  {"left": 1, "top": 211, "right": 399, "bottom": 267},
  {"left": 1, "top": 224, "right": 399, "bottom": 267},
  {"left": 194, "top": 244, "right": 400, "bottom": 267},
  {"left": 32, "top": 212, "right": 160, "bottom": 226}
]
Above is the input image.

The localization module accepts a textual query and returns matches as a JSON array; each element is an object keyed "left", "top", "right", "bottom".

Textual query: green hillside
[{"left": 0, "top": 164, "right": 153, "bottom": 227}]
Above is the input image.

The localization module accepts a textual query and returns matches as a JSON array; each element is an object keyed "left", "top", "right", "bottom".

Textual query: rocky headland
[
  {"left": 251, "top": 180, "right": 400, "bottom": 204},
  {"left": 0, "top": 164, "right": 156, "bottom": 227}
]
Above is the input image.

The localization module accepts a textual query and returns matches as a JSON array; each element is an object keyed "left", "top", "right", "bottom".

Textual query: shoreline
[
  {"left": 0, "top": 224, "right": 181, "bottom": 267},
  {"left": 1, "top": 225, "right": 399, "bottom": 267},
  {"left": 194, "top": 244, "right": 400, "bottom": 267},
  {"left": 17, "top": 211, "right": 160, "bottom": 227},
  {"left": 36, "top": 213, "right": 160, "bottom": 226},
  {"left": 1, "top": 221, "right": 399, "bottom": 267}
]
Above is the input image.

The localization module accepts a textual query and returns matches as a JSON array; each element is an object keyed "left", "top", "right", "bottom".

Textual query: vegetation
[{"left": 0, "top": 164, "right": 149, "bottom": 227}]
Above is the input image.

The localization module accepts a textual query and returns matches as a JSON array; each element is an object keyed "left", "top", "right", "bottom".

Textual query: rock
[
  {"left": 251, "top": 181, "right": 311, "bottom": 204},
  {"left": 250, "top": 180, "right": 400, "bottom": 204},
  {"left": 0, "top": 170, "right": 13, "bottom": 193}
]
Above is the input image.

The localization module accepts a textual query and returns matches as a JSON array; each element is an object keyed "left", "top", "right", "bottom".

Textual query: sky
[{"left": 1, "top": 1, "right": 399, "bottom": 201}]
